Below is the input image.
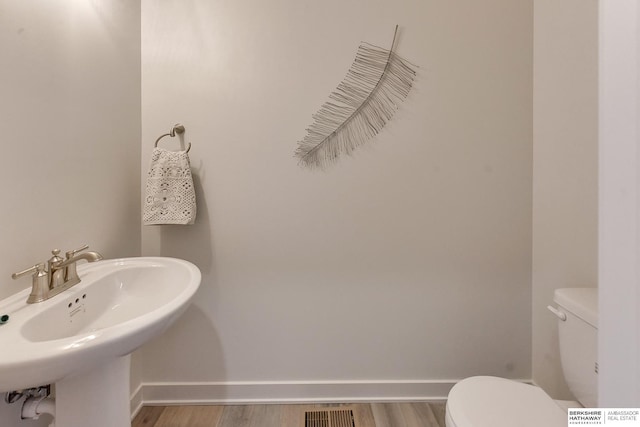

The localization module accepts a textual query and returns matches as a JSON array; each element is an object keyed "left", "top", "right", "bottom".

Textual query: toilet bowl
[
  {"left": 445, "top": 376, "right": 566, "bottom": 427},
  {"left": 445, "top": 288, "right": 598, "bottom": 427}
]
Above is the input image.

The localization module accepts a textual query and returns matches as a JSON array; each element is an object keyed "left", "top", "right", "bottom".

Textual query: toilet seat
[{"left": 445, "top": 376, "right": 567, "bottom": 427}]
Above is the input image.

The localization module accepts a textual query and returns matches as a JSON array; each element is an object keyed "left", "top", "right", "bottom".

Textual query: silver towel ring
[{"left": 154, "top": 123, "right": 191, "bottom": 153}]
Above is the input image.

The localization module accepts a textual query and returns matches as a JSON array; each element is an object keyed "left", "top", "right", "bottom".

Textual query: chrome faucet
[{"left": 12, "top": 245, "right": 103, "bottom": 304}]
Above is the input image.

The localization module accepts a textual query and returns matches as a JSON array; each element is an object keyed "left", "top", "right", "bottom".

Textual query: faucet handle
[
  {"left": 65, "top": 244, "right": 89, "bottom": 259},
  {"left": 12, "top": 263, "right": 46, "bottom": 280},
  {"left": 13, "top": 264, "right": 49, "bottom": 304}
]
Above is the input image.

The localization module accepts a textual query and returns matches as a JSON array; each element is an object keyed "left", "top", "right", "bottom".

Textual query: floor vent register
[{"left": 304, "top": 408, "right": 356, "bottom": 427}]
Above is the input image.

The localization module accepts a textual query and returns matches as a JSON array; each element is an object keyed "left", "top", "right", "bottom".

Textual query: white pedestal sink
[{"left": 0, "top": 257, "right": 201, "bottom": 427}]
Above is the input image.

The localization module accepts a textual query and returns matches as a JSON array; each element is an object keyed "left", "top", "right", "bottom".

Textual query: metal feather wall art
[{"left": 294, "top": 25, "right": 417, "bottom": 170}]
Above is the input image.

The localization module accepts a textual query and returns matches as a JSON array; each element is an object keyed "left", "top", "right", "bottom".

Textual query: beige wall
[
  {"left": 598, "top": 1, "right": 640, "bottom": 406},
  {"left": 0, "top": 1, "right": 141, "bottom": 425},
  {"left": 140, "top": 0, "right": 533, "bottom": 400},
  {"left": 532, "top": 0, "right": 598, "bottom": 399}
]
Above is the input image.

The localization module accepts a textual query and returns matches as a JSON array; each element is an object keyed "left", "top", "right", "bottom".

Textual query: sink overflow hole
[{"left": 68, "top": 294, "right": 88, "bottom": 309}]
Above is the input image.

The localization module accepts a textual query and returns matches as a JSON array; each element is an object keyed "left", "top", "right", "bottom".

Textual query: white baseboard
[
  {"left": 136, "top": 380, "right": 456, "bottom": 406},
  {"left": 130, "top": 383, "right": 144, "bottom": 419}
]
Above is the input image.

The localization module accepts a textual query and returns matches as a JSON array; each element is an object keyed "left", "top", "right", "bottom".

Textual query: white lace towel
[{"left": 143, "top": 148, "right": 196, "bottom": 225}]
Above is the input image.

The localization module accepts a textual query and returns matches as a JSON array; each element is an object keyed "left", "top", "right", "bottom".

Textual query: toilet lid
[{"left": 446, "top": 376, "right": 567, "bottom": 427}]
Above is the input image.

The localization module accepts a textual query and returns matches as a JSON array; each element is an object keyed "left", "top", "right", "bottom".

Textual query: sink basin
[{"left": 0, "top": 257, "right": 201, "bottom": 392}]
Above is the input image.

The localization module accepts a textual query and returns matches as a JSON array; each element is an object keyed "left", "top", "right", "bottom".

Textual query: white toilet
[{"left": 445, "top": 287, "right": 598, "bottom": 427}]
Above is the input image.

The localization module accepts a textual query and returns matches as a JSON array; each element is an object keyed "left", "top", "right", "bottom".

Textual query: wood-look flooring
[{"left": 133, "top": 402, "right": 447, "bottom": 427}]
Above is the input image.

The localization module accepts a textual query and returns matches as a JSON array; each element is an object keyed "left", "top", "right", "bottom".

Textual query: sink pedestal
[{"left": 56, "top": 355, "right": 131, "bottom": 427}]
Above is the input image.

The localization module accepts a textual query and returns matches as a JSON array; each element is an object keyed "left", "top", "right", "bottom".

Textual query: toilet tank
[{"left": 553, "top": 287, "right": 598, "bottom": 408}]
